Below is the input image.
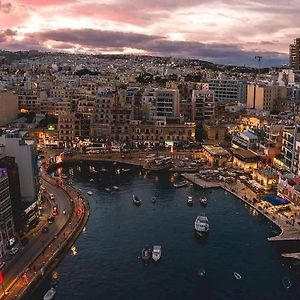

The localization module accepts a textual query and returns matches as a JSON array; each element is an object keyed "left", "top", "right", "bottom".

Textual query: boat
[
  {"left": 282, "top": 277, "right": 292, "bottom": 289},
  {"left": 105, "top": 187, "right": 111, "bottom": 193},
  {"left": 61, "top": 174, "right": 68, "bottom": 179},
  {"left": 122, "top": 168, "right": 131, "bottom": 173},
  {"left": 187, "top": 196, "right": 193, "bottom": 205},
  {"left": 151, "top": 196, "right": 156, "bottom": 203},
  {"left": 234, "top": 272, "right": 242, "bottom": 280},
  {"left": 100, "top": 168, "right": 108, "bottom": 172},
  {"left": 87, "top": 191, "right": 93, "bottom": 196},
  {"left": 173, "top": 180, "right": 188, "bottom": 188},
  {"left": 141, "top": 247, "right": 152, "bottom": 263},
  {"left": 200, "top": 197, "right": 208, "bottom": 206},
  {"left": 43, "top": 287, "right": 56, "bottom": 300},
  {"left": 133, "top": 195, "right": 141, "bottom": 206},
  {"left": 198, "top": 268, "right": 206, "bottom": 277},
  {"left": 89, "top": 178, "right": 94, "bottom": 182},
  {"left": 112, "top": 186, "right": 119, "bottom": 191},
  {"left": 152, "top": 245, "right": 162, "bottom": 262},
  {"left": 194, "top": 214, "right": 209, "bottom": 237}
]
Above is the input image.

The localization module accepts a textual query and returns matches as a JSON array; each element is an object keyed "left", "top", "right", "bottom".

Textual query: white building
[
  {"left": 0, "top": 91, "right": 18, "bottom": 126},
  {"left": 191, "top": 90, "right": 215, "bottom": 122}
]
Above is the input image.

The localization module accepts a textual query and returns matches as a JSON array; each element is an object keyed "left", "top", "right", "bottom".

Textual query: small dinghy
[
  {"left": 105, "top": 187, "right": 111, "bottom": 193},
  {"left": 282, "top": 277, "right": 292, "bottom": 289},
  {"left": 141, "top": 247, "right": 152, "bottom": 263},
  {"left": 151, "top": 197, "right": 156, "bottom": 203},
  {"left": 113, "top": 186, "right": 119, "bottom": 191},
  {"left": 234, "top": 272, "right": 242, "bottom": 280},
  {"left": 43, "top": 287, "right": 56, "bottom": 300},
  {"left": 198, "top": 268, "right": 206, "bottom": 277},
  {"left": 89, "top": 178, "right": 94, "bottom": 182},
  {"left": 87, "top": 191, "right": 93, "bottom": 196}
]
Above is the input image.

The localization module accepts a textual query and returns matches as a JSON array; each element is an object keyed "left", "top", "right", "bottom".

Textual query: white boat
[
  {"left": 194, "top": 214, "right": 209, "bottom": 237},
  {"left": 43, "top": 287, "right": 56, "bottom": 300},
  {"left": 234, "top": 272, "right": 242, "bottom": 280},
  {"left": 100, "top": 168, "right": 108, "bottom": 172},
  {"left": 112, "top": 186, "right": 119, "bottom": 191},
  {"left": 89, "top": 178, "right": 94, "bottom": 182},
  {"left": 152, "top": 245, "right": 162, "bottom": 262},
  {"left": 122, "top": 168, "right": 131, "bottom": 173},
  {"left": 105, "top": 187, "right": 111, "bottom": 193},
  {"left": 87, "top": 191, "right": 93, "bottom": 196},
  {"left": 151, "top": 196, "right": 156, "bottom": 203},
  {"left": 133, "top": 195, "right": 141, "bottom": 206},
  {"left": 61, "top": 174, "right": 68, "bottom": 179},
  {"left": 187, "top": 196, "right": 193, "bottom": 205},
  {"left": 200, "top": 197, "right": 208, "bottom": 206},
  {"left": 173, "top": 180, "right": 188, "bottom": 188}
]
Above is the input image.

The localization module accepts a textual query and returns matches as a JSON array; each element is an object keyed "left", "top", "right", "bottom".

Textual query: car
[
  {"left": 0, "top": 262, "right": 6, "bottom": 270},
  {"left": 9, "top": 247, "right": 19, "bottom": 256},
  {"left": 40, "top": 186, "right": 46, "bottom": 192},
  {"left": 49, "top": 193, "right": 55, "bottom": 200},
  {"left": 42, "top": 226, "right": 49, "bottom": 233},
  {"left": 48, "top": 216, "right": 55, "bottom": 224}
]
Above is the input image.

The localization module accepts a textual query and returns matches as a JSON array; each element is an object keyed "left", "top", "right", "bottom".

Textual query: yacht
[
  {"left": 173, "top": 180, "right": 188, "bottom": 188},
  {"left": 194, "top": 214, "right": 209, "bottom": 237},
  {"left": 200, "top": 197, "right": 208, "bottom": 206},
  {"left": 133, "top": 195, "right": 141, "bottom": 206},
  {"left": 187, "top": 196, "right": 193, "bottom": 205},
  {"left": 152, "top": 245, "right": 162, "bottom": 262},
  {"left": 141, "top": 247, "right": 152, "bottom": 263},
  {"left": 113, "top": 186, "right": 119, "bottom": 191},
  {"left": 43, "top": 287, "right": 56, "bottom": 300},
  {"left": 87, "top": 191, "right": 93, "bottom": 196},
  {"left": 105, "top": 187, "right": 111, "bottom": 193}
]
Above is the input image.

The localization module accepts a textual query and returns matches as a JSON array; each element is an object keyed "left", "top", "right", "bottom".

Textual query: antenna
[{"left": 255, "top": 56, "right": 262, "bottom": 76}]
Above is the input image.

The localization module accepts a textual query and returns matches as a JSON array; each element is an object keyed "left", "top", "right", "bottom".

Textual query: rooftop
[{"left": 203, "top": 145, "right": 229, "bottom": 156}]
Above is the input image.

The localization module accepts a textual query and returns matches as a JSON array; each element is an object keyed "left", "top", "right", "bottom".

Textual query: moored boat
[
  {"left": 282, "top": 277, "right": 292, "bottom": 289},
  {"left": 234, "top": 272, "right": 242, "bottom": 280},
  {"left": 152, "top": 245, "right": 162, "bottom": 262},
  {"left": 113, "top": 185, "right": 119, "bottom": 191},
  {"left": 151, "top": 196, "right": 156, "bottom": 203},
  {"left": 43, "top": 287, "right": 56, "bottom": 300},
  {"left": 200, "top": 197, "right": 208, "bottom": 206},
  {"left": 87, "top": 191, "right": 93, "bottom": 196},
  {"left": 141, "top": 247, "right": 152, "bottom": 263},
  {"left": 133, "top": 195, "right": 141, "bottom": 206},
  {"left": 187, "top": 196, "right": 193, "bottom": 205},
  {"left": 173, "top": 180, "right": 188, "bottom": 188},
  {"left": 105, "top": 187, "right": 111, "bottom": 193},
  {"left": 194, "top": 214, "right": 209, "bottom": 237}
]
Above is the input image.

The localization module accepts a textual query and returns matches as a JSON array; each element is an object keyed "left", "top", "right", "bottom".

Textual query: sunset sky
[{"left": 0, "top": 0, "right": 299, "bottom": 66}]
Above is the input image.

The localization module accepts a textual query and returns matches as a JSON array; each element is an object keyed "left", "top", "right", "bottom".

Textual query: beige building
[
  {"left": 247, "top": 84, "right": 287, "bottom": 111},
  {"left": 58, "top": 111, "right": 76, "bottom": 142},
  {"left": 0, "top": 91, "right": 18, "bottom": 126},
  {"left": 202, "top": 145, "right": 230, "bottom": 167}
]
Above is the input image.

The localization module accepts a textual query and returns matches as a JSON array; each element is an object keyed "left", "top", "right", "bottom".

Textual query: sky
[{"left": 0, "top": 0, "right": 299, "bottom": 66}]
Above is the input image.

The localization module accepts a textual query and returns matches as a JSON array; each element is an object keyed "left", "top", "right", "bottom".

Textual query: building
[
  {"left": 202, "top": 145, "right": 230, "bottom": 167},
  {"left": 191, "top": 90, "right": 215, "bottom": 122},
  {"left": 232, "top": 148, "right": 260, "bottom": 170},
  {"left": 0, "top": 91, "right": 18, "bottom": 126},
  {"left": 154, "top": 88, "right": 180, "bottom": 118},
  {"left": 290, "top": 38, "right": 300, "bottom": 70},
  {"left": 203, "top": 79, "right": 247, "bottom": 103},
  {"left": 247, "top": 84, "right": 287, "bottom": 111},
  {"left": 58, "top": 112, "right": 76, "bottom": 143},
  {"left": 232, "top": 130, "right": 258, "bottom": 150},
  {"left": 203, "top": 123, "right": 227, "bottom": 144},
  {"left": 0, "top": 168, "right": 15, "bottom": 259},
  {"left": 252, "top": 167, "right": 278, "bottom": 191}
]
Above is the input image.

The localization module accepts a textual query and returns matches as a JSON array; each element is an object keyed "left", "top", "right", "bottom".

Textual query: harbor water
[{"left": 30, "top": 162, "right": 300, "bottom": 300}]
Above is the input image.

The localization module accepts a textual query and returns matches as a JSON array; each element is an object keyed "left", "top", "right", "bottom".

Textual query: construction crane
[{"left": 255, "top": 55, "right": 263, "bottom": 76}]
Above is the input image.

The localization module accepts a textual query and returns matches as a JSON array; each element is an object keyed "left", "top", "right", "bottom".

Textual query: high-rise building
[
  {"left": 191, "top": 90, "right": 215, "bottom": 122},
  {"left": 289, "top": 38, "right": 300, "bottom": 70},
  {"left": 154, "top": 89, "right": 180, "bottom": 118},
  {"left": 247, "top": 84, "right": 287, "bottom": 111},
  {"left": 0, "top": 91, "right": 18, "bottom": 126},
  {"left": 0, "top": 168, "right": 15, "bottom": 259}
]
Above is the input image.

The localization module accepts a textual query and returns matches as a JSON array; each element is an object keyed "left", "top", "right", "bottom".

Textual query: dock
[{"left": 182, "top": 173, "right": 221, "bottom": 188}]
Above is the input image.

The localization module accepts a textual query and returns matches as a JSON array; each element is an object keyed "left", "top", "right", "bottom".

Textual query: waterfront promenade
[
  {"left": 183, "top": 173, "right": 300, "bottom": 243},
  {"left": 0, "top": 173, "right": 90, "bottom": 299}
]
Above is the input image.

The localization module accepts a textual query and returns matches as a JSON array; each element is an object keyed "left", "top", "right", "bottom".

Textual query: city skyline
[{"left": 0, "top": 0, "right": 299, "bottom": 66}]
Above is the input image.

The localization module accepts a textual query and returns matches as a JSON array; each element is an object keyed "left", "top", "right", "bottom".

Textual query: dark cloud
[
  {"left": 0, "top": 0, "right": 12, "bottom": 13},
  {"left": 10, "top": 28, "right": 284, "bottom": 66}
]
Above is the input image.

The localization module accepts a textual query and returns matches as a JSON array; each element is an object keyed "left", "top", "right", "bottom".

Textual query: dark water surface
[{"left": 30, "top": 163, "right": 300, "bottom": 300}]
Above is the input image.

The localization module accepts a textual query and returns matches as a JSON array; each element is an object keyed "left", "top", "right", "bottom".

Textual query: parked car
[
  {"left": 9, "top": 247, "right": 19, "bottom": 256},
  {"left": 49, "top": 193, "right": 55, "bottom": 200},
  {"left": 48, "top": 216, "right": 55, "bottom": 224},
  {"left": 0, "top": 262, "right": 6, "bottom": 270},
  {"left": 42, "top": 226, "right": 49, "bottom": 233}
]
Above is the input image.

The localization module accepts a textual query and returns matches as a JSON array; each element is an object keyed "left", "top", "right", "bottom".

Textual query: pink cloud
[{"left": 16, "top": 0, "right": 76, "bottom": 6}]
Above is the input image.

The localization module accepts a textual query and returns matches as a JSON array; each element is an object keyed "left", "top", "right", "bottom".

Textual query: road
[{"left": 1, "top": 178, "right": 71, "bottom": 298}]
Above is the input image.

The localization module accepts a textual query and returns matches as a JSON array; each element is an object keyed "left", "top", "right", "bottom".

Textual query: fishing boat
[
  {"left": 187, "top": 196, "right": 193, "bottom": 205},
  {"left": 282, "top": 277, "right": 292, "bottom": 289},
  {"left": 173, "top": 180, "right": 188, "bottom": 188},
  {"left": 234, "top": 272, "right": 242, "bottom": 280},
  {"left": 152, "top": 245, "right": 162, "bottom": 262},
  {"left": 151, "top": 196, "right": 157, "bottom": 203},
  {"left": 87, "top": 191, "right": 93, "bottom": 196},
  {"left": 105, "top": 187, "right": 111, "bottom": 193},
  {"left": 133, "top": 195, "right": 141, "bottom": 206},
  {"left": 141, "top": 247, "right": 152, "bottom": 263},
  {"left": 112, "top": 186, "right": 119, "bottom": 191},
  {"left": 43, "top": 287, "right": 56, "bottom": 300},
  {"left": 194, "top": 214, "right": 209, "bottom": 237},
  {"left": 200, "top": 197, "right": 208, "bottom": 206}
]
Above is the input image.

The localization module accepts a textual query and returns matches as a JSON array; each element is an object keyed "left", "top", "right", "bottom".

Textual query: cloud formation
[{"left": 0, "top": 0, "right": 298, "bottom": 65}]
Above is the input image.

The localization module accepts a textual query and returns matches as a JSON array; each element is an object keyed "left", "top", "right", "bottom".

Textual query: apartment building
[
  {"left": 154, "top": 89, "right": 180, "bottom": 118},
  {"left": 290, "top": 38, "right": 300, "bottom": 70},
  {"left": 191, "top": 90, "right": 215, "bottom": 122},
  {"left": 0, "top": 91, "right": 19, "bottom": 126}
]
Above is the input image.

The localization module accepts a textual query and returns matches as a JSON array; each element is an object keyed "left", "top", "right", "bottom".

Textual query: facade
[
  {"left": 232, "top": 130, "right": 258, "bottom": 150},
  {"left": 290, "top": 38, "right": 300, "bottom": 70},
  {"left": 232, "top": 149, "right": 260, "bottom": 170},
  {"left": 191, "top": 90, "right": 215, "bottom": 122},
  {"left": 0, "top": 91, "right": 19, "bottom": 126},
  {"left": 202, "top": 145, "right": 230, "bottom": 167},
  {"left": 58, "top": 111, "right": 76, "bottom": 142},
  {"left": 0, "top": 168, "right": 15, "bottom": 259},
  {"left": 247, "top": 84, "right": 287, "bottom": 111},
  {"left": 154, "top": 89, "right": 180, "bottom": 118},
  {"left": 204, "top": 79, "right": 247, "bottom": 103}
]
